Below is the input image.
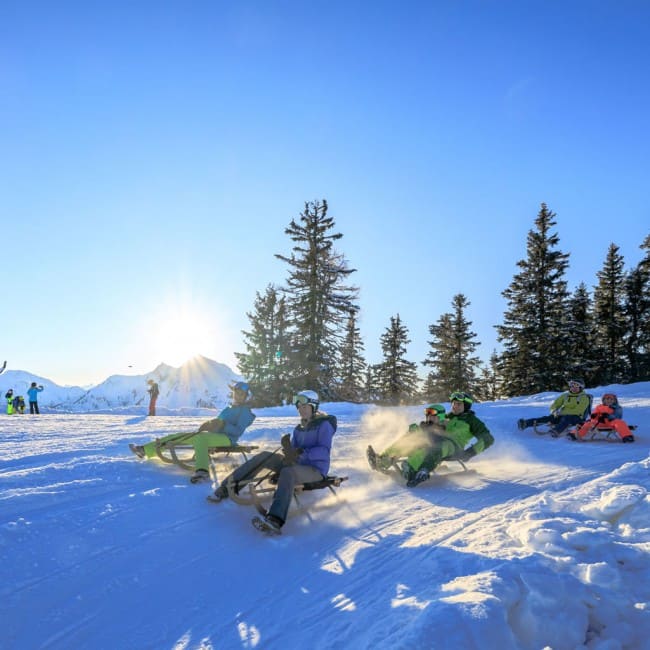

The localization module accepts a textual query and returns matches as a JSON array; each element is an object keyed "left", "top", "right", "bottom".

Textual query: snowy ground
[{"left": 2, "top": 384, "right": 649, "bottom": 650}]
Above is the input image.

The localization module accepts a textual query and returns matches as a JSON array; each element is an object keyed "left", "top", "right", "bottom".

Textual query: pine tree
[
  {"left": 275, "top": 200, "right": 359, "bottom": 398},
  {"left": 235, "top": 285, "right": 290, "bottom": 406},
  {"left": 375, "top": 314, "right": 419, "bottom": 404},
  {"left": 474, "top": 351, "right": 503, "bottom": 402},
  {"left": 592, "top": 243, "right": 628, "bottom": 384},
  {"left": 496, "top": 203, "right": 571, "bottom": 395},
  {"left": 565, "top": 283, "right": 598, "bottom": 385},
  {"left": 625, "top": 234, "right": 650, "bottom": 380},
  {"left": 423, "top": 294, "right": 482, "bottom": 398},
  {"left": 337, "top": 310, "right": 367, "bottom": 402}
]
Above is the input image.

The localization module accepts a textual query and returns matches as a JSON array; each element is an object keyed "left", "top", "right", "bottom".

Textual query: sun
[{"left": 148, "top": 307, "right": 217, "bottom": 368}]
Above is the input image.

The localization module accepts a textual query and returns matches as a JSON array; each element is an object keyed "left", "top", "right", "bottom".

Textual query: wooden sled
[
  {"left": 153, "top": 433, "right": 259, "bottom": 471},
  {"left": 226, "top": 469, "right": 348, "bottom": 512}
]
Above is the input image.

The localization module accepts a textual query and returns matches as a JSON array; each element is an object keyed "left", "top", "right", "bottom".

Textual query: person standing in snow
[
  {"left": 27, "top": 382, "right": 44, "bottom": 414},
  {"left": 517, "top": 378, "right": 591, "bottom": 437},
  {"left": 5, "top": 388, "right": 14, "bottom": 414},
  {"left": 130, "top": 382, "right": 256, "bottom": 482},
  {"left": 146, "top": 379, "right": 160, "bottom": 416},
  {"left": 210, "top": 389, "right": 336, "bottom": 535}
]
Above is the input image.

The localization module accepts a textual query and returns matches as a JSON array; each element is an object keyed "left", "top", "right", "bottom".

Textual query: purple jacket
[{"left": 291, "top": 413, "right": 337, "bottom": 476}]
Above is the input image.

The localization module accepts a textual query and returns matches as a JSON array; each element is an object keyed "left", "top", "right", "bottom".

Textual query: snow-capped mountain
[{"left": 0, "top": 356, "right": 241, "bottom": 414}]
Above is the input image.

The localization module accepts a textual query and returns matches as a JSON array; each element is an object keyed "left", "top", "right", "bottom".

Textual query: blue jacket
[
  {"left": 27, "top": 386, "right": 44, "bottom": 402},
  {"left": 217, "top": 405, "right": 256, "bottom": 443},
  {"left": 291, "top": 413, "right": 337, "bottom": 476}
]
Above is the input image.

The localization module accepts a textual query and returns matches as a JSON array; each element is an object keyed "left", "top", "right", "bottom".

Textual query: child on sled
[{"left": 568, "top": 393, "right": 635, "bottom": 442}]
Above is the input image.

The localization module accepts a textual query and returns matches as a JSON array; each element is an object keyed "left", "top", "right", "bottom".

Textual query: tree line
[{"left": 235, "top": 200, "right": 650, "bottom": 406}]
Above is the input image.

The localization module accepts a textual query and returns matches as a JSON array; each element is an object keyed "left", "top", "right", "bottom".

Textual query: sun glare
[{"left": 150, "top": 309, "right": 215, "bottom": 367}]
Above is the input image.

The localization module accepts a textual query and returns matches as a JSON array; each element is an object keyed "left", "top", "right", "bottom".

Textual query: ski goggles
[
  {"left": 425, "top": 406, "right": 445, "bottom": 418},
  {"left": 449, "top": 392, "right": 471, "bottom": 403},
  {"left": 292, "top": 394, "right": 312, "bottom": 407}
]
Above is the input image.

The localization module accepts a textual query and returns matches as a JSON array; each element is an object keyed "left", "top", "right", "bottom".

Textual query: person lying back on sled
[
  {"left": 367, "top": 392, "right": 493, "bottom": 487},
  {"left": 129, "top": 381, "right": 256, "bottom": 482},
  {"left": 209, "top": 390, "right": 336, "bottom": 535},
  {"left": 367, "top": 403, "right": 447, "bottom": 481},
  {"left": 570, "top": 393, "right": 635, "bottom": 442},
  {"left": 517, "top": 378, "right": 591, "bottom": 437}
]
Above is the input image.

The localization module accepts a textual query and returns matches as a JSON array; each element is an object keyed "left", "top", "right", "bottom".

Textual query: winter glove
[
  {"left": 281, "top": 433, "right": 303, "bottom": 465},
  {"left": 198, "top": 418, "right": 224, "bottom": 433},
  {"left": 408, "top": 423, "right": 420, "bottom": 432}
]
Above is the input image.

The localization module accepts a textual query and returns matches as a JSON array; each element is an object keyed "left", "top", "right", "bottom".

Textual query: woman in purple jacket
[{"left": 211, "top": 390, "right": 337, "bottom": 535}]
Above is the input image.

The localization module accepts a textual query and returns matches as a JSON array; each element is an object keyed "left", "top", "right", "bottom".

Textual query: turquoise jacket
[{"left": 218, "top": 405, "right": 256, "bottom": 443}]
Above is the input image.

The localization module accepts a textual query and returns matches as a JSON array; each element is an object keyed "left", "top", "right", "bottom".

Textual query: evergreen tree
[
  {"left": 625, "top": 234, "right": 650, "bottom": 380},
  {"left": 475, "top": 351, "right": 502, "bottom": 402},
  {"left": 375, "top": 314, "right": 419, "bottom": 404},
  {"left": 275, "top": 200, "right": 359, "bottom": 398},
  {"left": 235, "top": 285, "right": 290, "bottom": 406},
  {"left": 496, "top": 203, "right": 571, "bottom": 395},
  {"left": 565, "top": 283, "right": 598, "bottom": 385},
  {"left": 337, "top": 310, "right": 367, "bottom": 402},
  {"left": 592, "top": 243, "right": 628, "bottom": 384},
  {"left": 423, "top": 294, "right": 482, "bottom": 397}
]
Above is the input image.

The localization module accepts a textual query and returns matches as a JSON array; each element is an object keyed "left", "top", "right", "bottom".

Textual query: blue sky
[{"left": 2, "top": 1, "right": 648, "bottom": 387}]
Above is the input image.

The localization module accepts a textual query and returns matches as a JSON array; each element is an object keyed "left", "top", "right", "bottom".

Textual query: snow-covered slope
[
  {"left": 0, "top": 355, "right": 241, "bottom": 413},
  {"left": 1, "top": 383, "right": 649, "bottom": 649}
]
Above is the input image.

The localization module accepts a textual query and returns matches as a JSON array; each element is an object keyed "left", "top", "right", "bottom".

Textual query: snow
[{"left": 2, "top": 384, "right": 649, "bottom": 650}]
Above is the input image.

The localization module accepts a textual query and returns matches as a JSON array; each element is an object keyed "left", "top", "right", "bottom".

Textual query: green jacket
[
  {"left": 444, "top": 410, "right": 494, "bottom": 456},
  {"left": 550, "top": 391, "right": 591, "bottom": 417}
]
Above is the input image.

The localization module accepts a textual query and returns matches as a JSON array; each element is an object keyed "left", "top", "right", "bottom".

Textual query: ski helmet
[
  {"left": 425, "top": 404, "right": 446, "bottom": 422},
  {"left": 230, "top": 381, "right": 251, "bottom": 398},
  {"left": 293, "top": 390, "right": 319, "bottom": 412},
  {"left": 601, "top": 393, "right": 617, "bottom": 403},
  {"left": 449, "top": 391, "right": 473, "bottom": 411}
]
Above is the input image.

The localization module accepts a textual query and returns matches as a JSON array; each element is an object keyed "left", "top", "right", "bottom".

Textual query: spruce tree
[
  {"left": 625, "top": 234, "right": 650, "bottom": 380},
  {"left": 592, "top": 243, "right": 628, "bottom": 384},
  {"left": 474, "top": 351, "right": 502, "bottom": 402},
  {"left": 275, "top": 200, "right": 359, "bottom": 398},
  {"left": 565, "top": 283, "right": 598, "bottom": 385},
  {"left": 375, "top": 314, "right": 419, "bottom": 404},
  {"left": 235, "top": 285, "right": 290, "bottom": 406},
  {"left": 423, "top": 294, "right": 482, "bottom": 398},
  {"left": 496, "top": 203, "right": 571, "bottom": 395},
  {"left": 337, "top": 310, "right": 367, "bottom": 402}
]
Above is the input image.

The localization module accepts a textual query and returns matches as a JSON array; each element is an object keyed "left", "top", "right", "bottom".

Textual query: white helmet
[{"left": 293, "top": 390, "right": 319, "bottom": 411}]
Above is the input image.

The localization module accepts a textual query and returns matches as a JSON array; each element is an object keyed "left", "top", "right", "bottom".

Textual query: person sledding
[
  {"left": 129, "top": 381, "right": 256, "bottom": 482},
  {"left": 517, "top": 378, "right": 591, "bottom": 437},
  {"left": 209, "top": 390, "right": 337, "bottom": 535},
  {"left": 568, "top": 393, "right": 635, "bottom": 443},
  {"left": 368, "top": 392, "right": 493, "bottom": 487}
]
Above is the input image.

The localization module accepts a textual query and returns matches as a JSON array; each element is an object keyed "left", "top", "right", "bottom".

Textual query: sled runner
[
  {"left": 567, "top": 424, "right": 637, "bottom": 443},
  {"left": 224, "top": 469, "right": 348, "bottom": 512},
  {"left": 152, "top": 433, "right": 259, "bottom": 471}
]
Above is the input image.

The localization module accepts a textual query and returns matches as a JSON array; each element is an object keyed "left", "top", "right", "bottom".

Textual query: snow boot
[
  {"left": 190, "top": 468, "right": 210, "bottom": 484},
  {"left": 400, "top": 460, "right": 414, "bottom": 483},
  {"left": 206, "top": 485, "right": 229, "bottom": 503},
  {"left": 129, "top": 444, "right": 145, "bottom": 459},
  {"left": 252, "top": 514, "right": 283, "bottom": 535},
  {"left": 517, "top": 418, "right": 526, "bottom": 431},
  {"left": 566, "top": 431, "right": 577, "bottom": 441},
  {"left": 406, "top": 469, "right": 430, "bottom": 488},
  {"left": 622, "top": 435, "right": 635, "bottom": 443},
  {"left": 366, "top": 445, "right": 378, "bottom": 471}
]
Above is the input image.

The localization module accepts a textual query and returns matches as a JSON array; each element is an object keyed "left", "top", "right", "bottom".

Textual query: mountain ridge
[{"left": 0, "top": 355, "right": 241, "bottom": 414}]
